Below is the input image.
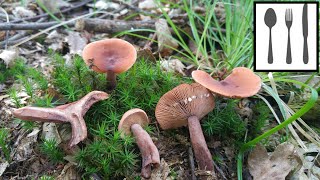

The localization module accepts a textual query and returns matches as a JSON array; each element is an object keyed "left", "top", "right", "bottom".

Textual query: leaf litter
[{"left": 248, "top": 142, "right": 302, "bottom": 180}]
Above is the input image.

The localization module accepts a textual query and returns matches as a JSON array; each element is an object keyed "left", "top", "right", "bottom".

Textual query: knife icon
[{"left": 303, "top": 4, "right": 308, "bottom": 64}]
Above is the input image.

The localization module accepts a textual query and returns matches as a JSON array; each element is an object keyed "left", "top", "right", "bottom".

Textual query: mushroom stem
[
  {"left": 106, "top": 70, "right": 117, "bottom": 90},
  {"left": 131, "top": 123, "right": 160, "bottom": 179},
  {"left": 188, "top": 116, "right": 215, "bottom": 173}
]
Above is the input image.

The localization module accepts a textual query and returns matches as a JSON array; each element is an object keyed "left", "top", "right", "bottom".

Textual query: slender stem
[
  {"left": 131, "top": 124, "right": 160, "bottom": 179},
  {"left": 106, "top": 70, "right": 117, "bottom": 91},
  {"left": 187, "top": 116, "right": 215, "bottom": 174}
]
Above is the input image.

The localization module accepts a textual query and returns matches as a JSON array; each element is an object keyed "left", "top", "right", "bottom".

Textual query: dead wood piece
[
  {"left": 75, "top": 18, "right": 155, "bottom": 33},
  {"left": 0, "top": 21, "right": 75, "bottom": 30},
  {"left": 13, "top": 91, "right": 109, "bottom": 147}
]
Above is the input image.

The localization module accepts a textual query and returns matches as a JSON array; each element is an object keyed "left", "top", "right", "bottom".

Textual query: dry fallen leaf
[
  {"left": 148, "top": 159, "right": 170, "bottom": 180},
  {"left": 37, "top": 0, "right": 70, "bottom": 13},
  {"left": 12, "top": 6, "right": 36, "bottom": 18},
  {"left": 65, "top": 31, "right": 87, "bottom": 56},
  {"left": 0, "top": 161, "right": 9, "bottom": 177},
  {"left": 13, "top": 128, "right": 40, "bottom": 162},
  {"left": 88, "top": 0, "right": 120, "bottom": 11},
  {"left": 42, "top": 122, "right": 62, "bottom": 144},
  {"left": 139, "top": 0, "right": 157, "bottom": 10},
  {"left": 46, "top": 30, "right": 65, "bottom": 52},
  {"left": 160, "top": 59, "right": 186, "bottom": 76},
  {"left": 57, "top": 163, "right": 81, "bottom": 180},
  {"left": 155, "top": 19, "right": 179, "bottom": 57},
  {"left": 0, "top": 49, "right": 18, "bottom": 67},
  {"left": 248, "top": 143, "right": 302, "bottom": 180}
]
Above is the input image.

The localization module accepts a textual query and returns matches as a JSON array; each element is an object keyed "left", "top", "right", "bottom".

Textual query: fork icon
[{"left": 285, "top": 9, "right": 293, "bottom": 64}]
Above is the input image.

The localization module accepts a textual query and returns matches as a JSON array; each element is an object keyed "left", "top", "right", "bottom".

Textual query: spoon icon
[{"left": 264, "top": 8, "right": 277, "bottom": 64}]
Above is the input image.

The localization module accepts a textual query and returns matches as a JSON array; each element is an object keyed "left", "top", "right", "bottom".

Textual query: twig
[
  {"left": 0, "top": 13, "right": 18, "bottom": 21},
  {"left": 0, "top": 7, "right": 9, "bottom": 49},
  {"left": 10, "top": 0, "right": 93, "bottom": 23},
  {"left": 0, "top": 8, "right": 47, "bottom": 48},
  {"left": 12, "top": 10, "right": 100, "bottom": 47},
  {"left": 188, "top": 147, "right": 197, "bottom": 180},
  {"left": 0, "top": 21, "right": 74, "bottom": 30},
  {"left": 75, "top": 18, "right": 155, "bottom": 33},
  {"left": 212, "top": 160, "right": 227, "bottom": 180}
]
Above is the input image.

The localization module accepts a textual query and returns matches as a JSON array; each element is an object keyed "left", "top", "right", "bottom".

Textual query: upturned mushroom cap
[
  {"left": 82, "top": 38, "right": 137, "bottom": 74},
  {"left": 192, "top": 67, "right": 261, "bottom": 98},
  {"left": 118, "top": 108, "right": 150, "bottom": 136},
  {"left": 155, "top": 83, "right": 215, "bottom": 130}
]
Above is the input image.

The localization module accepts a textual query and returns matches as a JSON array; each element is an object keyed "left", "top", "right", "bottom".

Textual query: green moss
[
  {"left": 203, "top": 100, "right": 246, "bottom": 141},
  {"left": 247, "top": 101, "right": 270, "bottom": 139},
  {"left": 39, "top": 139, "right": 65, "bottom": 163}
]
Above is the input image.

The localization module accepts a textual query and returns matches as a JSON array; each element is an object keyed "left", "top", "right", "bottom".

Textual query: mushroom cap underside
[
  {"left": 155, "top": 83, "right": 215, "bottom": 130},
  {"left": 118, "top": 108, "right": 150, "bottom": 136}
]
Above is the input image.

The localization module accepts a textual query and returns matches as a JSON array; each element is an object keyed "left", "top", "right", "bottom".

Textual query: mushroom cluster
[{"left": 12, "top": 36, "right": 262, "bottom": 179}]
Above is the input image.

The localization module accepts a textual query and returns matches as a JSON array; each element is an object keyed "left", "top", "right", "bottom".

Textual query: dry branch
[
  {"left": 0, "top": 22, "right": 74, "bottom": 30},
  {"left": 75, "top": 18, "right": 155, "bottom": 33}
]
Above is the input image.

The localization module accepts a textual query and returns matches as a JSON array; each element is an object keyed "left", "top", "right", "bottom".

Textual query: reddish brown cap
[
  {"left": 155, "top": 83, "right": 215, "bottom": 130},
  {"left": 118, "top": 108, "right": 150, "bottom": 136},
  {"left": 82, "top": 38, "right": 137, "bottom": 74},
  {"left": 192, "top": 67, "right": 261, "bottom": 98}
]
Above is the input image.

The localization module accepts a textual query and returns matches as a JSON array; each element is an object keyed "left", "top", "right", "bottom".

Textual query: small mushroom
[
  {"left": 192, "top": 67, "right": 261, "bottom": 98},
  {"left": 82, "top": 38, "right": 137, "bottom": 91},
  {"left": 118, "top": 108, "right": 160, "bottom": 179},
  {"left": 155, "top": 83, "right": 215, "bottom": 175},
  {"left": 13, "top": 91, "right": 109, "bottom": 147}
]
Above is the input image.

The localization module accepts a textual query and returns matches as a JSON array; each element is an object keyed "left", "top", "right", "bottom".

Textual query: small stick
[
  {"left": 188, "top": 147, "right": 197, "bottom": 180},
  {"left": 213, "top": 160, "right": 227, "bottom": 180},
  {"left": 0, "top": 21, "right": 73, "bottom": 30},
  {"left": 75, "top": 18, "right": 155, "bottom": 33}
]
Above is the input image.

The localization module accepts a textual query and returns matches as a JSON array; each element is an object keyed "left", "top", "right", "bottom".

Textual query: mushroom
[
  {"left": 82, "top": 38, "right": 137, "bottom": 91},
  {"left": 118, "top": 108, "right": 160, "bottom": 179},
  {"left": 13, "top": 91, "right": 109, "bottom": 147},
  {"left": 155, "top": 83, "right": 215, "bottom": 176},
  {"left": 192, "top": 67, "right": 261, "bottom": 98}
]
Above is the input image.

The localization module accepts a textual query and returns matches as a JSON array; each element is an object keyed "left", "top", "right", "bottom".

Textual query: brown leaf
[
  {"left": 0, "top": 49, "right": 18, "bottom": 68},
  {"left": 148, "top": 159, "right": 170, "bottom": 180},
  {"left": 160, "top": 59, "right": 186, "bottom": 76},
  {"left": 155, "top": 19, "right": 179, "bottom": 57},
  {"left": 65, "top": 31, "right": 88, "bottom": 56},
  {"left": 248, "top": 143, "right": 302, "bottom": 180}
]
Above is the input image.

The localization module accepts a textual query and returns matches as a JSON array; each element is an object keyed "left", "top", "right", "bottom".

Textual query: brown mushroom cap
[
  {"left": 118, "top": 108, "right": 150, "bottom": 136},
  {"left": 192, "top": 67, "right": 261, "bottom": 98},
  {"left": 155, "top": 83, "right": 215, "bottom": 130},
  {"left": 82, "top": 38, "right": 137, "bottom": 74}
]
